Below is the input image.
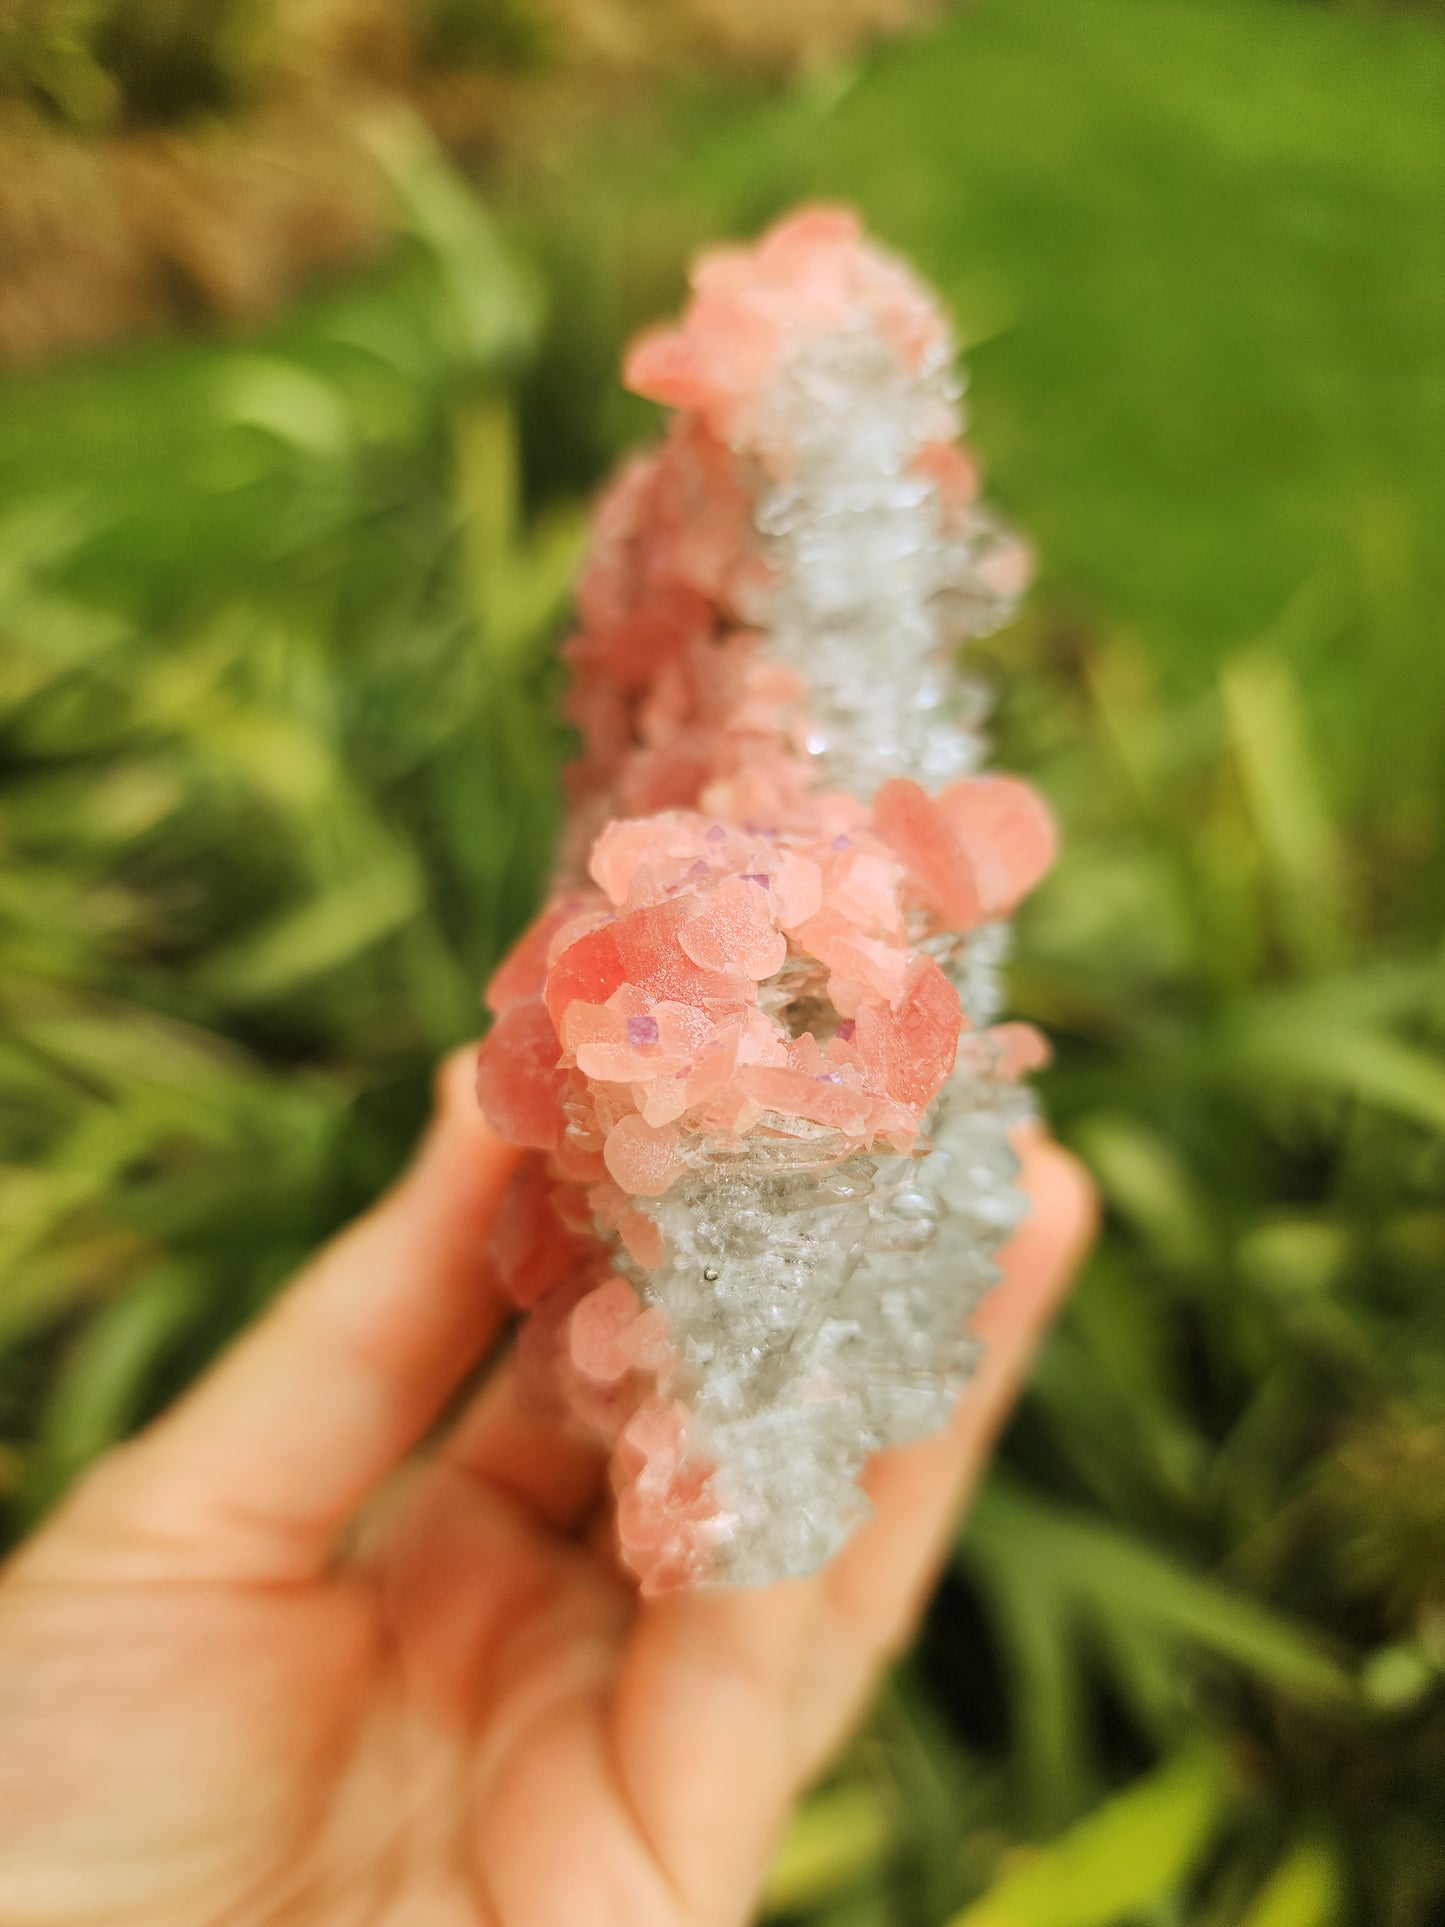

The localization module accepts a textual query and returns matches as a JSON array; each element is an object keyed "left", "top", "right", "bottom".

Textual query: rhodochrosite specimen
[{"left": 476, "top": 207, "right": 1055, "bottom": 1589}]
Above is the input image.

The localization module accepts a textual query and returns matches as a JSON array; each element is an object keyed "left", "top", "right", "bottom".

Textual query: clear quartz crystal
[
  {"left": 621, "top": 341, "right": 1034, "bottom": 1581},
  {"left": 619, "top": 1151, "right": 881, "bottom": 1580},
  {"left": 748, "top": 333, "right": 1021, "bottom": 799},
  {"left": 621, "top": 1062, "right": 1029, "bottom": 1582}
]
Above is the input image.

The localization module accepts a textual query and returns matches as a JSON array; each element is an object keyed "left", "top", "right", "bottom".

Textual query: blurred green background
[{"left": 2, "top": 0, "right": 1443, "bottom": 1920}]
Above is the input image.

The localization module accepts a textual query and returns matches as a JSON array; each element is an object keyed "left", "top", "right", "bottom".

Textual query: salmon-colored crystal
[
  {"left": 873, "top": 778, "right": 982, "bottom": 930},
  {"left": 937, "top": 775, "right": 1058, "bottom": 916},
  {"left": 570, "top": 1276, "right": 646, "bottom": 1383},
  {"left": 625, "top": 205, "right": 950, "bottom": 446},
  {"left": 474, "top": 1004, "right": 567, "bottom": 1152}
]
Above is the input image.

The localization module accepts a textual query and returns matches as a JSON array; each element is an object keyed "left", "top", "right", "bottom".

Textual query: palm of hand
[{"left": 0, "top": 1053, "right": 1090, "bottom": 1927}]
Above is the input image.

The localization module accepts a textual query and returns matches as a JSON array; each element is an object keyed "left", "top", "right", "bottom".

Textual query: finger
[
  {"left": 37, "top": 1046, "right": 522, "bottom": 1586},
  {"left": 438, "top": 1356, "right": 610, "bottom": 1534},
  {"left": 797, "top": 1134, "right": 1095, "bottom": 1763},
  {"left": 606, "top": 1134, "right": 1094, "bottom": 1918},
  {"left": 611, "top": 1580, "right": 822, "bottom": 1927}
]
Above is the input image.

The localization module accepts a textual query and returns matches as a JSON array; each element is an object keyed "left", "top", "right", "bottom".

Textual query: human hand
[{"left": 0, "top": 1047, "right": 1092, "bottom": 1927}]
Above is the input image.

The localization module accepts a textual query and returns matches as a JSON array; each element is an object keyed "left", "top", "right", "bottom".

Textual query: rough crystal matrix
[{"left": 476, "top": 207, "right": 1055, "bottom": 1590}]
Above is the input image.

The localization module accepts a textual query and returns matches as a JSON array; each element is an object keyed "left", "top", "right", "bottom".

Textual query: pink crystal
[
  {"left": 474, "top": 1004, "right": 567, "bottom": 1152},
  {"left": 937, "top": 774, "right": 1058, "bottom": 916}
]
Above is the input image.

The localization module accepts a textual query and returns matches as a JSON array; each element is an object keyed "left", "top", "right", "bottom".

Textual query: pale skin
[{"left": 0, "top": 1047, "right": 1093, "bottom": 1927}]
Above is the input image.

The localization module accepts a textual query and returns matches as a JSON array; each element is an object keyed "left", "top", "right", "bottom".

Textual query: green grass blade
[
  {"left": 1239, "top": 1839, "right": 1344, "bottom": 1927},
  {"left": 762, "top": 1781, "right": 892, "bottom": 1917},
  {"left": 947, "top": 1747, "right": 1232, "bottom": 1927},
  {"left": 967, "top": 1482, "right": 1359, "bottom": 1710}
]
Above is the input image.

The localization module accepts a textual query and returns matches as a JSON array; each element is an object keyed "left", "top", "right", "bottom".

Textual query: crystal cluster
[{"left": 476, "top": 208, "right": 1055, "bottom": 1590}]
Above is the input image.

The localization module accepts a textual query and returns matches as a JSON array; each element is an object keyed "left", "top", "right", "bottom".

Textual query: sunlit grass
[{"left": 1, "top": 0, "right": 1441, "bottom": 1918}]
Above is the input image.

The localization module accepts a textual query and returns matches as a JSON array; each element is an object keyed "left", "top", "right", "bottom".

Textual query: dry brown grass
[
  {"left": 0, "top": 0, "right": 938, "bottom": 362},
  {"left": 0, "top": 89, "right": 386, "bottom": 359}
]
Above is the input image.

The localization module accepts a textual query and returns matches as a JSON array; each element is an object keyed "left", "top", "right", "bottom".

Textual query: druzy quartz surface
[{"left": 476, "top": 208, "right": 1056, "bottom": 1590}]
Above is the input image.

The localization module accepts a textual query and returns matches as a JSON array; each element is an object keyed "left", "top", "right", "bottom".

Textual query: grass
[{"left": 0, "top": 0, "right": 1442, "bottom": 1919}]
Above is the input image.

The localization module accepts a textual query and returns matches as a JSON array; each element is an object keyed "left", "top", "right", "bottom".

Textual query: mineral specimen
[{"left": 476, "top": 206, "right": 1055, "bottom": 1590}]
